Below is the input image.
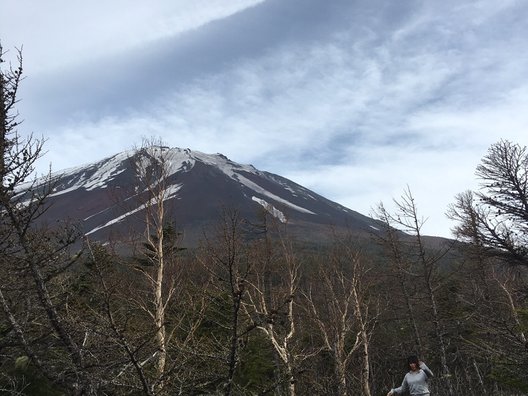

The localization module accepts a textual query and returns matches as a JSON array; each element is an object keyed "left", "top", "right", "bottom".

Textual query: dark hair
[{"left": 407, "top": 355, "right": 419, "bottom": 366}]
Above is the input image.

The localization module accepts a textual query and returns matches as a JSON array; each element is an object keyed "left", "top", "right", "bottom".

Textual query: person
[{"left": 387, "top": 355, "right": 434, "bottom": 396}]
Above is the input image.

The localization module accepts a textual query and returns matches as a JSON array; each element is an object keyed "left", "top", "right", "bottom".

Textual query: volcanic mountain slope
[{"left": 22, "top": 146, "right": 384, "bottom": 246}]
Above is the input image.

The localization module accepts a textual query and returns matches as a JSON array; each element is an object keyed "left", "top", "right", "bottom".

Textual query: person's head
[{"left": 407, "top": 355, "right": 420, "bottom": 371}]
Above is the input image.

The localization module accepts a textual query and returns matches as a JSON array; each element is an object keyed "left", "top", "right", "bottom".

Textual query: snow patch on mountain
[
  {"left": 165, "top": 183, "right": 183, "bottom": 200},
  {"left": 134, "top": 147, "right": 196, "bottom": 179},
  {"left": 85, "top": 207, "right": 140, "bottom": 236},
  {"left": 252, "top": 197, "right": 287, "bottom": 223},
  {"left": 185, "top": 150, "right": 317, "bottom": 215},
  {"left": 47, "top": 151, "right": 132, "bottom": 196},
  {"left": 85, "top": 183, "right": 183, "bottom": 235},
  {"left": 264, "top": 174, "right": 301, "bottom": 196},
  {"left": 193, "top": 151, "right": 256, "bottom": 174},
  {"left": 238, "top": 174, "right": 315, "bottom": 215}
]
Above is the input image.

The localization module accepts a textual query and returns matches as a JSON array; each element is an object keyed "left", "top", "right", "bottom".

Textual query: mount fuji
[{"left": 22, "top": 146, "right": 384, "bottom": 246}]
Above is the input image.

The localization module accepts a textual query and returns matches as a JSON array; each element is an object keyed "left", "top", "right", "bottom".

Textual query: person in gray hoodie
[{"left": 387, "top": 355, "right": 434, "bottom": 396}]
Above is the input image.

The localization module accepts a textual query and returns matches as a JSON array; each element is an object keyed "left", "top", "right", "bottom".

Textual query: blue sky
[{"left": 2, "top": 0, "right": 527, "bottom": 237}]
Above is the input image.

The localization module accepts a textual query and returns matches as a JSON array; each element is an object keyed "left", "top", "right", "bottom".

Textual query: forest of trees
[{"left": 1, "top": 45, "right": 528, "bottom": 395}]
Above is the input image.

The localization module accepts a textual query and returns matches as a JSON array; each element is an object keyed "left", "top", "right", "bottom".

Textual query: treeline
[{"left": 2, "top": 44, "right": 528, "bottom": 395}]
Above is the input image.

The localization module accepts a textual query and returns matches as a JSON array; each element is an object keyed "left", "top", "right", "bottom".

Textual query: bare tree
[
  {"left": 378, "top": 187, "right": 455, "bottom": 396},
  {"left": 243, "top": 215, "right": 305, "bottom": 396},
  {"left": 450, "top": 140, "right": 528, "bottom": 267},
  {"left": 131, "top": 142, "right": 177, "bottom": 384},
  {"left": 449, "top": 155, "right": 528, "bottom": 393},
  {"left": 197, "top": 208, "right": 256, "bottom": 396},
  {"left": 373, "top": 202, "right": 424, "bottom": 354},
  {"left": 303, "top": 238, "right": 377, "bottom": 396},
  {"left": 0, "top": 43, "right": 101, "bottom": 394},
  {"left": 94, "top": 140, "right": 200, "bottom": 394}
]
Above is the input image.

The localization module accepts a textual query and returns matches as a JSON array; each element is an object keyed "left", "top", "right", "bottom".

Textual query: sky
[{"left": 1, "top": 0, "right": 527, "bottom": 238}]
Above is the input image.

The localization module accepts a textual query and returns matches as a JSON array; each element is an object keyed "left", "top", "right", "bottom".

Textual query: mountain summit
[{"left": 26, "top": 146, "right": 382, "bottom": 245}]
